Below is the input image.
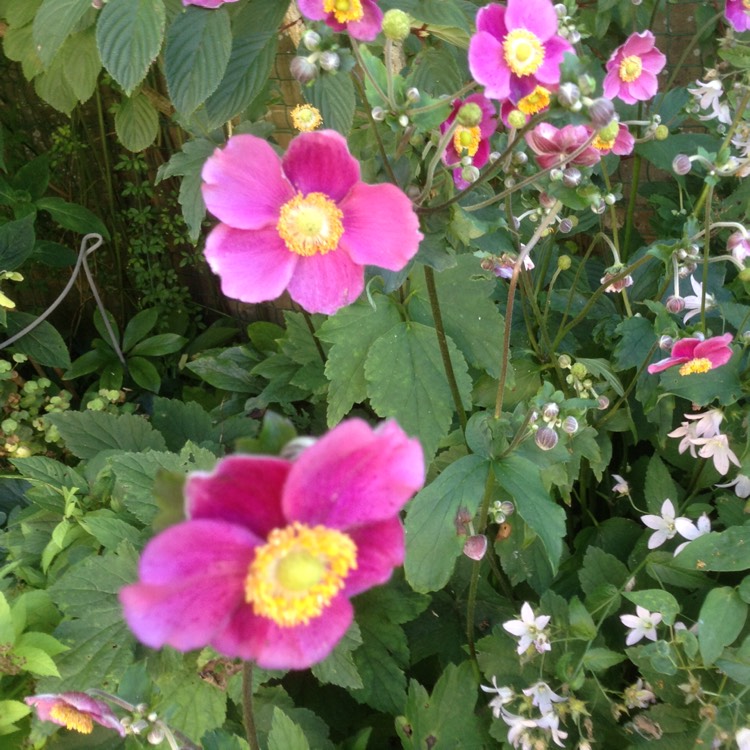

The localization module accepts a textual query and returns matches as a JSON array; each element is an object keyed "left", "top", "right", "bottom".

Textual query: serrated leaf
[
  {"left": 0, "top": 213, "right": 35, "bottom": 271},
  {"left": 61, "top": 27, "right": 101, "bottom": 103},
  {"left": 698, "top": 587, "right": 747, "bottom": 665},
  {"left": 3, "top": 23, "right": 44, "bottom": 80},
  {"left": 187, "top": 345, "right": 260, "bottom": 392},
  {"left": 268, "top": 708, "right": 311, "bottom": 750},
  {"left": 582, "top": 648, "right": 626, "bottom": 672},
  {"left": 644, "top": 454, "right": 679, "bottom": 514},
  {"left": 165, "top": 6, "right": 232, "bottom": 116},
  {"left": 32, "top": 0, "right": 92, "bottom": 67},
  {"left": 96, "top": 0, "right": 166, "bottom": 95},
  {"left": 304, "top": 72, "right": 355, "bottom": 136},
  {"left": 33, "top": 55, "right": 79, "bottom": 115},
  {"left": 150, "top": 396, "right": 213, "bottom": 453},
  {"left": 674, "top": 526, "right": 750, "bottom": 571},
  {"left": 405, "top": 454, "right": 489, "bottom": 592},
  {"left": 365, "top": 322, "right": 471, "bottom": 457},
  {"left": 36, "top": 196, "right": 110, "bottom": 238},
  {"left": 624, "top": 589, "right": 680, "bottom": 626},
  {"left": 613, "top": 314, "right": 657, "bottom": 371},
  {"left": 115, "top": 91, "right": 159, "bottom": 152},
  {"left": 4, "top": 312, "right": 72, "bottom": 369},
  {"left": 311, "top": 622, "right": 363, "bottom": 689},
  {"left": 0, "top": 701, "right": 31, "bottom": 729},
  {"left": 407, "top": 46, "right": 462, "bottom": 97},
  {"left": 9, "top": 456, "right": 86, "bottom": 490},
  {"left": 12, "top": 643, "right": 60, "bottom": 677}
]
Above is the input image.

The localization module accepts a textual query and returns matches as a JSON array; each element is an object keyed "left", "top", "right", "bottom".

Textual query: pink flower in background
[
  {"left": 603, "top": 31, "right": 666, "bottom": 104},
  {"left": 525, "top": 123, "right": 601, "bottom": 169},
  {"left": 468, "top": 0, "right": 572, "bottom": 103},
  {"left": 121, "top": 420, "right": 425, "bottom": 670},
  {"left": 25, "top": 693, "right": 125, "bottom": 736},
  {"left": 298, "top": 0, "right": 383, "bottom": 41},
  {"left": 726, "top": 0, "right": 750, "bottom": 32},
  {"left": 647, "top": 333, "right": 733, "bottom": 375},
  {"left": 591, "top": 122, "right": 635, "bottom": 156},
  {"left": 183, "top": 0, "right": 239, "bottom": 6},
  {"left": 201, "top": 131, "right": 422, "bottom": 315},
  {"left": 728, "top": 231, "right": 750, "bottom": 262}
]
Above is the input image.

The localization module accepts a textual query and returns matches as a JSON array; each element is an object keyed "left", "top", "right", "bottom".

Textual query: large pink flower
[
  {"left": 201, "top": 130, "right": 422, "bottom": 315},
  {"left": 25, "top": 693, "right": 125, "bottom": 736},
  {"left": 120, "top": 420, "right": 425, "bottom": 670},
  {"left": 183, "top": 0, "right": 239, "bottom": 7},
  {"left": 524, "top": 123, "right": 600, "bottom": 169},
  {"left": 468, "top": 0, "right": 573, "bottom": 103},
  {"left": 603, "top": 31, "right": 666, "bottom": 105},
  {"left": 297, "top": 0, "right": 383, "bottom": 41},
  {"left": 726, "top": 0, "right": 750, "bottom": 32},
  {"left": 647, "top": 333, "right": 734, "bottom": 375}
]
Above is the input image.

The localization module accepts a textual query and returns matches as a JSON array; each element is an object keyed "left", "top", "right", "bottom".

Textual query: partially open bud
[
  {"left": 557, "top": 82, "right": 581, "bottom": 109},
  {"left": 562, "top": 167, "right": 581, "bottom": 188},
  {"left": 319, "top": 51, "right": 340, "bottom": 72},
  {"left": 672, "top": 154, "right": 692, "bottom": 176},
  {"left": 665, "top": 295, "right": 685, "bottom": 313},
  {"left": 290, "top": 56, "right": 318, "bottom": 85},
  {"left": 463, "top": 534, "right": 488, "bottom": 561},
  {"left": 457, "top": 102, "right": 483, "bottom": 127},
  {"left": 382, "top": 9, "right": 411, "bottom": 41},
  {"left": 371, "top": 106, "right": 386, "bottom": 121},
  {"left": 535, "top": 426, "right": 559, "bottom": 451},
  {"left": 542, "top": 402, "right": 560, "bottom": 421}
]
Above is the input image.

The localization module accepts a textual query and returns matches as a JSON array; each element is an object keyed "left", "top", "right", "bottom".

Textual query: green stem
[
  {"left": 622, "top": 153, "right": 641, "bottom": 260},
  {"left": 350, "top": 40, "right": 393, "bottom": 110},
  {"left": 242, "top": 662, "right": 260, "bottom": 750},
  {"left": 701, "top": 184, "right": 714, "bottom": 333},
  {"left": 301, "top": 308, "right": 326, "bottom": 363},
  {"left": 417, "top": 120, "right": 459, "bottom": 203},
  {"left": 424, "top": 266, "right": 468, "bottom": 430},
  {"left": 407, "top": 82, "right": 477, "bottom": 115}
]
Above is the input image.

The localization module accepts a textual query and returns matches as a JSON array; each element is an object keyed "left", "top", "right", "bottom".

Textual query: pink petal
[
  {"left": 647, "top": 356, "right": 685, "bottom": 374},
  {"left": 535, "top": 36, "right": 572, "bottom": 84},
  {"left": 339, "top": 182, "right": 422, "bottom": 271},
  {"left": 626, "top": 70, "right": 659, "bottom": 102},
  {"left": 345, "top": 0, "right": 383, "bottom": 41},
  {"left": 525, "top": 123, "right": 560, "bottom": 154},
  {"left": 476, "top": 3, "right": 508, "bottom": 39},
  {"left": 297, "top": 0, "right": 327, "bottom": 21},
  {"left": 186, "top": 455, "right": 290, "bottom": 537},
  {"left": 282, "top": 131, "right": 360, "bottom": 203},
  {"left": 622, "top": 31, "right": 656, "bottom": 57},
  {"left": 204, "top": 224, "right": 298, "bottom": 304},
  {"left": 120, "top": 520, "right": 257, "bottom": 651},
  {"left": 469, "top": 32, "right": 511, "bottom": 101},
  {"left": 283, "top": 419, "right": 425, "bottom": 529},
  {"left": 285, "top": 248, "right": 365, "bottom": 314},
  {"left": 641, "top": 48, "right": 667, "bottom": 74},
  {"left": 696, "top": 333, "right": 733, "bottom": 366},
  {"left": 602, "top": 70, "right": 622, "bottom": 101},
  {"left": 344, "top": 516, "right": 405, "bottom": 596},
  {"left": 505, "top": 0, "right": 558, "bottom": 40},
  {"left": 202, "top": 136, "right": 293, "bottom": 229}
]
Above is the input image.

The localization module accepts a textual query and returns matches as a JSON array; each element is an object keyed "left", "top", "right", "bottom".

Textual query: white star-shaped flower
[
  {"left": 682, "top": 275, "right": 715, "bottom": 323},
  {"left": 522, "top": 681, "right": 566, "bottom": 715},
  {"left": 641, "top": 499, "right": 688, "bottom": 549},
  {"left": 691, "top": 433, "right": 741, "bottom": 475},
  {"left": 537, "top": 711, "right": 568, "bottom": 748},
  {"left": 674, "top": 513, "right": 711, "bottom": 555},
  {"left": 716, "top": 474, "right": 750, "bottom": 498},
  {"left": 480, "top": 676, "right": 514, "bottom": 718},
  {"left": 500, "top": 710, "right": 538, "bottom": 750},
  {"left": 503, "top": 602, "right": 551, "bottom": 655},
  {"left": 611, "top": 474, "right": 630, "bottom": 495},
  {"left": 620, "top": 606, "right": 662, "bottom": 646}
]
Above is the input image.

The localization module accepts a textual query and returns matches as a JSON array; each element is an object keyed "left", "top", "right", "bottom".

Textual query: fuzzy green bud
[
  {"left": 507, "top": 109, "right": 526, "bottom": 129},
  {"left": 654, "top": 124, "right": 669, "bottom": 141},
  {"left": 457, "top": 102, "right": 482, "bottom": 127},
  {"left": 557, "top": 255, "right": 572, "bottom": 271},
  {"left": 570, "top": 362, "right": 588, "bottom": 379},
  {"left": 382, "top": 9, "right": 411, "bottom": 41},
  {"left": 597, "top": 120, "right": 620, "bottom": 144}
]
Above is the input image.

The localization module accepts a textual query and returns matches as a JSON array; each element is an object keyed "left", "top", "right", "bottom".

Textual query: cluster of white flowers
[
  {"left": 668, "top": 409, "right": 741, "bottom": 476},
  {"left": 688, "top": 79, "right": 732, "bottom": 125},
  {"left": 641, "top": 499, "right": 712, "bottom": 555}
]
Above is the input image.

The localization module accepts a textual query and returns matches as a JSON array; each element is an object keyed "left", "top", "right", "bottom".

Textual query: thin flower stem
[
  {"left": 407, "top": 82, "right": 477, "bottom": 115},
  {"left": 350, "top": 40, "right": 393, "bottom": 110},
  {"left": 494, "top": 202, "right": 562, "bottom": 419},
  {"left": 417, "top": 120, "right": 459, "bottom": 203},
  {"left": 384, "top": 39, "right": 396, "bottom": 106},
  {"left": 300, "top": 308, "right": 327, "bottom": 363},
  {"left": 622, "top": 152, "right": 641, "bottom": 260},
  {"left": 701, "top": 184, "right": 714, "bottom": 333},
  {"left": 423, "top": 266, "right": 468, "bottom": 430},
  {"left": 600, "top": 166, "right": 620, "bottom": 254},
  {"left": 242, "top": 662, "right": 260, "bottom": 750}
]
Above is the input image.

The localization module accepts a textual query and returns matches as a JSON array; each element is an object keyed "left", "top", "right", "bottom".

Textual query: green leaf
[
  {"left": 624, "top": 589, "right": 680, "bottom": 626},
  {"left": 406, "top": 46, "right": 463, "bottom": 98},
  {"left": 115, "top": 91, "right": 159, "bottom": 152},
  {"left": 63, "top": 348, "right": 112, "bottom": 379},
  {"left": 311, "top": 622, "right": 363, "bottom": 690},
  {"left": 12, "top": 642, "right": 60, "bottom": 677},
  {"left": 9, "top": 456, "right": 86, "bottom": 490},
  {"left": 35, "top": 196, "right": 110, "bottom": 238},
  {"left": 127, "top": 356, "right": 161, "bottom": 392},
  {"left": 0, "top": 592, "right": 14, "bottom": 644},
  {"left": 4, "top": 312, "right": 72, "bottom": 369},
  {"left": 267, "top": 708, "right": 311, "bottom": 750},
  {"left": 656, "top": 355, "right": 743, "bottom": 406},
  {"left": 33, "top": 54, "right": 79, "bottom": 115},
  {"left": 3, "top": 23, "right": 44, "bottom": 81},
  {"left": 614, "top": 312, "right": 659, "bottom": 371},
  {"left": 78, "top": 509, "right": 143, "bottom": 549},
  {"left": 45, "top": 411, "right": 167, "bottom": 460},
  {"left": 644, "top": 454, "right": 679, "bottom": 514},
  {"left": 0, "top": 700, "right": 31, "bottom": 729},
  {"left": 305, "top": 72, "right": 356, "bottom": 136},
  {"left": 32, "top": 0, "right": 92, "bottom": 67},
  {"left": 318, "top": 296, "right": 402, "bottom": 426},
  {"left": 568, "top": 597, "right": 597, "bottom": 639},
  {"left": 129, "top": 333, "right": 187, "bottom": 357},
  {"left": 582, "top": 648, "right": 626, "bottom": 673},
  {"left": 674, "top": 526, "right": 750, "bottom": 572},
  {"left": 405, "top": 454, "right": 489, "bottom": 593},
  {"left": 365, "top": 322, "right": 471, "bottom": 457},
  {"left": 186, "top": 346, "right": 260, "bottom": 392},
  {"left": 698, "top": 587, "right": 747, "bottom": 665},
  {"left": 96, "top": 0, "right": 166, "bottom": 95},
  {"left": 493, "top": 455, "right": 567, "bottom": 574},
  {"left": 165, "top": 6, "right": 232, "bottom": 116},
  {"left": 61, "top": 28, "right": 101, "bottom": 103},
  {"left": 0, "top": 213, "right": 35, "bottom": 271},
  {"left": 122, "top": 307, "right": 159, "bottom": 350},
  {"left": 150, "top": 396, "right": 213, "bottom": 453}
]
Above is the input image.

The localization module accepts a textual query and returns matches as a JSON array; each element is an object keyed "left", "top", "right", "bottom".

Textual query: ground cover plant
[{"left": 1, "top": 0, "right": 750, "bottom": 748}]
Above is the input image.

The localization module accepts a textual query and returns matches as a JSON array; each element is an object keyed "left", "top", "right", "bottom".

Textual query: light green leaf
[
  {"left": 4, "top": 312, "right": 72, "bottom": 369},
  {"left": 311, "top": 622, "right": 363, "bottom": 690},
  {"left": 12, "top": 643, "right": 60, "bottom": 677},
  {"left": 0, "top": 700, "right": 31, "bottom": 729},
  {"left": 305, "top": 72, "right": 356, "bottom": 136},
  {"left": 61, "top": 27, "right": 101, "bottom": 103},
  {"left": 582, "top": 648, "right": 626, "bottom": 673},
  {"left": 3, "top": 23, "right": 44, "bottom": 80},
  {"left": 698, "top": 587, "right": 747, "bottom": 665},
  {"left": 268, "top": 708, "right": 311, "bottom": 750},
  {"left": 32, "top": 0, "right": 92, "bottom": 67},
  {"left": 0, "top": 593, "right": 14, "bottom": 644},
  {"left": 674, "top": 526, "right": 750, "bottom": 572},
  {"left": 644, "top": 454, "right": 679, "bottom": 514},
  {"left": 115, "top": 91, "right": 159, "bottom": 152},
  {"left": 33, "top": 54, "right": 79, "bottom": 115}
]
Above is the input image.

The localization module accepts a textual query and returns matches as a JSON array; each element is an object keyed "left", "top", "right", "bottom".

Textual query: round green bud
[
  {"left": 654, "top": 124, "right": 669, "bottom": 141},
  {"left": 557, "top": 255, "right": 572, "bottom": 271},
  {"left": 457, "top": 102, "right": 482, "bottom": 128},
  {"left": 382, "top": 9, "right": 411, "bottom": 41},
  {"left": 597, "top": 120, "right": 620, "bottom": 143},
  {"left": 739, "top": 267, "right": 750, "bottom": 283},
  {"left": 570, "top": 362, "right": 588, "bottom": 379},
  {"left": 507, "top": 109, "right": 527, "bottom": 129}
]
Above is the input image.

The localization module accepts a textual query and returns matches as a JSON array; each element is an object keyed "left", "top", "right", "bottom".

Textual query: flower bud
[
  {"left": 406, "top": 87, "right": 420, "bottom": 103},
  {"left": 597, "top": 119, "right": 620, "bottom": 144},
  {"left": 147, "top": 727, "right": 165, "bottom": 745},
  {"left": 588, "top": 97, "right": 615, "bottom": 128},
  {"left": 290, "top": 56, "right": 318, "bottom": 85},
  {"left": 578, "top": 74, "right": 597, "bottom": 96},
  {"left": 562, "top": 416, "right": 579, "bottom": 434},
  {"left": 672, "top": 154, "right": 692, "bottom": 175},
  {"left": 571, "top": 362, "right": 588, "bottom": 379},
  {"left": 535, "top": 426, "right": 559, "bottom": 451},
  {"left": 562, "top": 167, "right": 581, "bottom": 188},
  {"left": 457, "top": 102, "right": 482, "bottom": 127},
  {"left": 461, "top": 165, "right": 480, "bottom": 183},
  {"left": 319, "top": 51, "right": 340, "bottom": 71},
  {"left": 654, "top": 124, "right": 669, "bottom": 140},
  {"left": 739, "top": 267, "right": 750, "bottom": 282},
  {"left": 550, "top": 168, "right": 564, "bottom": 182},
  {"left": 398, "top": 113, "right": 409, "bottom": 127},
  {"left": 302, "top": 30, "right": 321, "bottom": 51},
  {"left": 382, "top": 9, "right": 411, "bottom": 41},
  {"left": 557, "top": 82, "right": 581, "bottom": 109},
  {"left": 507, "top": 109, "right": 527, "bottom": 129},
  {"left": 371, "top": 106, "right": 386, "bottom": 121},
  {"left": 597, "top": 396, "right": 609, "bottom": 410},
  {"left": 557, "top": 254, "right": 572, "bottom": 270},
  {"left": 659, "top": 335, "right": 674, "bottom": 350},
  {"left": 665, "top": 295, "right": 685, "bottom": 313},
  {"left": 558, "top": 354, "right": 572, "bottom": 368},
  {"left": 463, "top": 534, "right": 488, "bottom": 561},
  {"left": 512, "top": 150, "right": 528, "bottom": 166},
  {"left": 542, "top": 402, "right": 560, "bottom": 420},
  {"left": 539, "top": 192, "right": 556, "bottom": 209}
]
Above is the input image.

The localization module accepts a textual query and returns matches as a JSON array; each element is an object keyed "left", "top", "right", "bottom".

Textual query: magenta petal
[
  {"left": 297, "top": 0, "right": 327, "bottom": 21},
  {"left": 627, "top": 71, "right": 659, "bottom": 101},
  {"left": 345, "top": 0, "right": 383, "bottom": 41},
  {"left": 505, "top": 0, "right": 558, "bottom": 40},
  {"left": 286, "top": 250, "right": 364, "bottom": 314},
  {"left": 345, "top": 516, "right": 404, "bottom": 596},
  {"left": 204, "top": 224, "right": 298, "bottom": 304},
  {"left": 476, "top": 3, "right": 507, "bottom": 38},
  {"left": 469, "top": 32, "right": 511, "bottom": 100},
  {"left": 623, "top": 30, "right": 656, "bottom": 56},
  {"left": 535, "top": 36, "right": 572, "bottom": 84},
  {"left": 120, "top": 520, "right": 256, "bottom": 651},
  {"left": 186, "top": 455, "right": 290, "bottom": 537},
  {"left": 696, "top": 333, "right": 733, "bottom": 366},
  {"left": 603, "top": 71, "right": 622, "bottom": 100},
  {"left": 284, "top": 419, "right": 424, "bottom": 529},
  {"left": 339, "top": 182, "right": 422, "bottom": 271},
  {"left": 202, "top": 136, "right": 293, "bottom": 229},
  {"left": 282, "top": 131, "right": 360, "bottom": 202},
  {"left": 647, "top": 355, "right": 684, "bottom": 374},
  {"left": 669, "top": 338, "right": 701, "bottom": 360}
]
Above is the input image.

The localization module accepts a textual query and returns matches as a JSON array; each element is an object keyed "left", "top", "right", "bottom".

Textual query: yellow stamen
[
  {"left": 593, "top": 134, "right": 615, "bottom": 151},
  {"left": 678, "top": 357, "right": 713, "bottom": 376},
  {"left": 453, "top": 126, "right": 481, "bottom": 157},
  {"left": 503, "top": 29, "right": 545, "bottom": 77},
  {"left": 49, "top": 705, "right": 94, "bottom": 734},
  {"left": 619, "top": 55, "right": 643, "bottom": 83},
  {"left": 245, "top": 522, "right": 357, "bottom": 627},
  {"left": 291, "top": 104, "right": 322, "bottom": 133},
  {"left": 324, "top": 0, "right": 364, "bottom": 23},
  {"left": 517, "top": 86, "right": 550, "bottom": 115},
  {"left": 744, "top": 0, "right": 750, "bottom": 8},
  {"left": 277, "top": 192, "right": 344, "bottom": 257}
]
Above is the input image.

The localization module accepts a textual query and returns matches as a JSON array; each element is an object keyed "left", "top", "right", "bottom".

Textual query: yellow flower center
[
  {"left": 453, "top": 126, "right": 481, "bottom": 157},
  {"left": 245, "top": 522, "right": 357, "bottom": 627},
  {"left": 291, "top": 104, "right": 322, "bottom": 133},
  {"left": 744, "top": 0, "right": 750, "bottom": 8},
  {"left": 503, "top": 29, "right": 545, "bottom": 77},
  {"left": 619, "top": 55, "right": 643, "bottom": 83},
  {"left": 678, "top": 357, "right": 713, "bottom": 376},
  {"left": 324, "top": 0, "right": 364, "bottom": 23},
  {"left": 518, "top": 86, "right": 551, "bottom": 115},
  {"left": 49, "top": 705, "right": 94, "bottom": 734},
  {"left": 593, "top": 134, "right": 615, "bottom": 151},
  {"left": 277, "top": 192, "right": 344, "bottom": 257}
]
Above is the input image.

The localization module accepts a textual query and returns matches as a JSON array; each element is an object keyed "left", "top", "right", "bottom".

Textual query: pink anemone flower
[
  {"left": 120, "top": 419, "right": 425, "bottom": 671},
  {"left": 603, "top": 31, "right": 666, "bottom": 105},
  {"left": 500, "top": 85, "right": 553, "bottom": 127},
  {"left": 590, "top": 122, "right": 635, "bottom": 156},
  {"left": 183, "top": 0, "right": 239, "bottom": 6},
  {"left": 201, "top": 130, "right": 422, "bottom": 315},
  {"left": 468, "top": 0, "right": 573, "bottom": 103},
  {"left": 297, "top": 0, "right": 383, "bottom": 41},
  {"left": 524, "top": 123, "right": 601, "bottom": 169},
  {"left": 647, "top": 333, "right": 734, "bottom": 375},
  {"left": 726, "top": 0, "right": 750, "bottom": 32},
  {"left": 440, "top": 94, "right": 498, "bottom": 189},
  {"left": 25, "top": 693, "right": 125, "bottom": 736}
]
